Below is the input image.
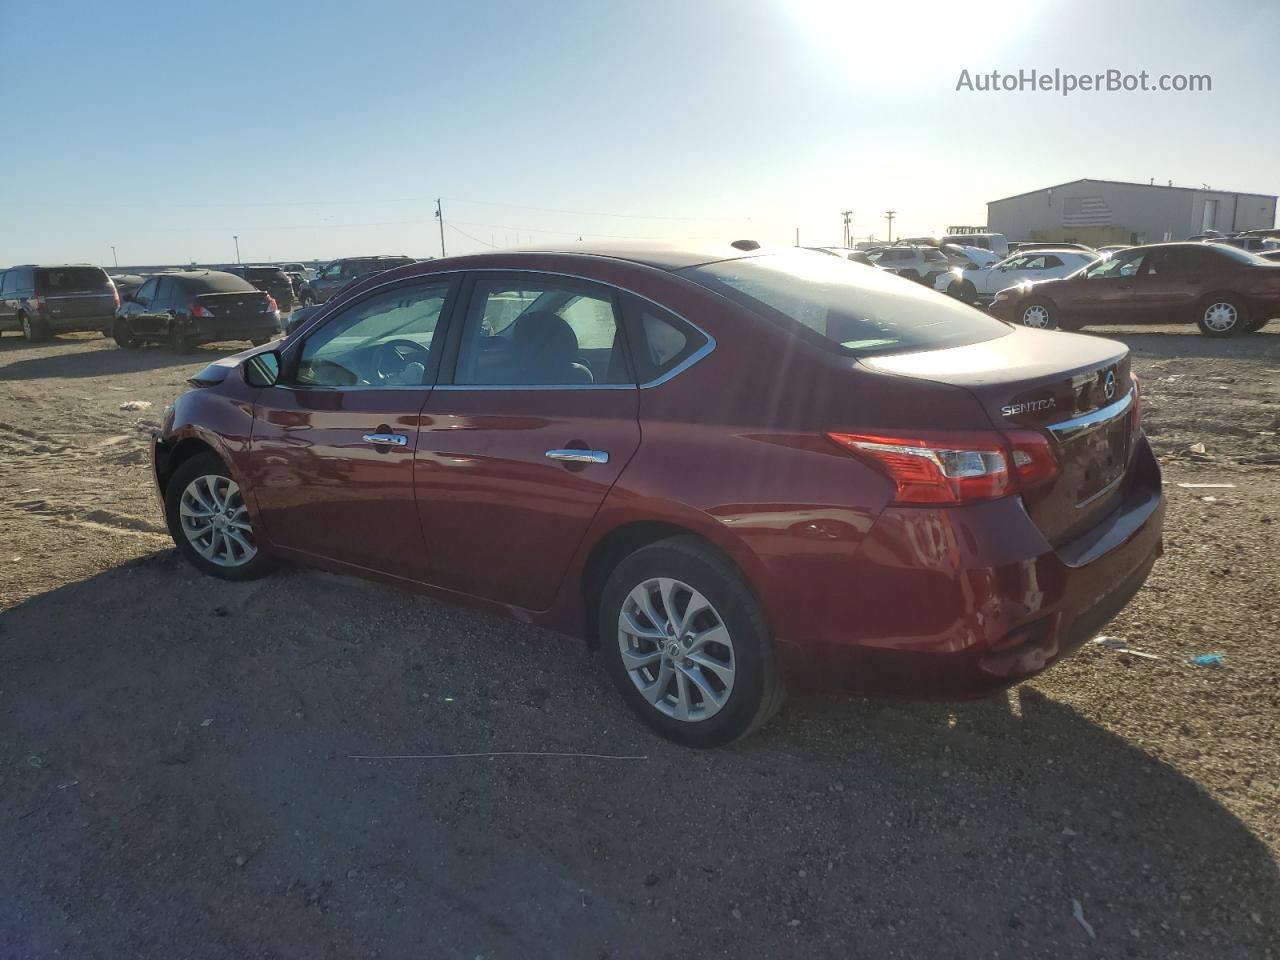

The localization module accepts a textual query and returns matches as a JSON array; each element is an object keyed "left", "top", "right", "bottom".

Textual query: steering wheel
[{"left": 373, "top": 338, "right": 430, "bottom": 384}]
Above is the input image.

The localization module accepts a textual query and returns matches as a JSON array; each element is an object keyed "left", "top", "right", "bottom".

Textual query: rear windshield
[
  {"left": 246, "top": 267, "right": 288, "bottom": 280},
  {"left": 677, "top": 251, "right": 1010, "bottom": 357},
  {"left": 38, "top": 267, "right": 110, "bottom": 291},
  {"left": 1207, "top": 243, "right": 1272, "bottom": 265},
  {"left": 184, "top": 273, "right": 259, "bottom": 294}
]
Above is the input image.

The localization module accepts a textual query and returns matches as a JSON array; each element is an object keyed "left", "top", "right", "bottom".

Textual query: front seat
[{"left": 509, "top": 311, "right": 593, "bottom": 385}]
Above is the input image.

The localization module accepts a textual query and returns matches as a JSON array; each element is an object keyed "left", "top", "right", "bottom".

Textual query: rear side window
[
  {"left": 623, "top": 297, "right": 706, "bottom": 384},
  {"left": 38, "top": 267, "right": 110, "bottom": 291},
  {"left": 677, "top": 251, "right": 1010, "bottom": 357}
]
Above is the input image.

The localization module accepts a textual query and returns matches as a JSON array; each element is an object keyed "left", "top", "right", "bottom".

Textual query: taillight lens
[
  {"left": 265, "top": 295, "right": 278, "bottom": 313},
  {"left": 32, "top": 295, "right": 46, "bottom": 310},
  {"left": 826, "top": 429, "right": 1060, "bottom": 505},
  {"left": 111, "top": 284, "right": 120, "bottom": 307},
  {"left": 191, "top": 302, "right": 212, "bottom": 318}
]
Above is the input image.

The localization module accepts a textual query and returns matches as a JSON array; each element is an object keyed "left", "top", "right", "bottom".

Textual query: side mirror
[{"left": 244, "top": 350, "right": 281, "bottom": 388}]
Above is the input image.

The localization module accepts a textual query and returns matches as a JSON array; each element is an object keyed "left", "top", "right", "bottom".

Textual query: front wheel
[
  {"left": 165, "top": 452, "right": 273, "bottom": 581},
  {"left": 598, "top": 536, "right": 784, "bottom": 747},
  {"left": 1019, "top": 300, "right": 1056, "bottom": 329},
  {"left": 113, "top": 318, "right": 141, "bottom": 349}
]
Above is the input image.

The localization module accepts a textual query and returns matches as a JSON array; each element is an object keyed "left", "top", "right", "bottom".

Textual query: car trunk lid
[
  {"left": 194, "top": 291, "right": 272, "bottom": 322},
  {"left": 863, "top": 327, "right": 1136, "bottom": 544}
]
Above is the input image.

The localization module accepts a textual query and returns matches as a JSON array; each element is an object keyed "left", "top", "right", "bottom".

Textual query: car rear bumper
[
  {"left": 47, "top": 312, "right": 116, "bottom": 332},
  {"left": 186, "top": 318, "right": 281, "bottom": 344},
  {"left": 779, "top": 435, "right": 1165, "bottom": 698}
]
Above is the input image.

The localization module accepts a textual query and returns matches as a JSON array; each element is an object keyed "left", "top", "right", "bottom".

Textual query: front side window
[
  {"left": 678, "top": 251, "right": 1009, "bottom": 357},
  {"left": 454, "top": 277, "right": 630, "bottom": 386},
  {"left": 0, "top": 272, "right": 13, "bottom": 295},
  {"left": 1085, "top": 249, "right": 1144, "bottom": 279},
  {"left": 295, "top": 280, "right": 453, "bottom": 388}
]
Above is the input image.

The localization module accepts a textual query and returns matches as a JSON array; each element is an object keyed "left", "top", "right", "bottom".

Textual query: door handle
[
  {"left": 545, "top": 448, "right": 609, "bottom": 464},
  {"left": 363, "top": 433, "right": 408, "bottom": 446}
]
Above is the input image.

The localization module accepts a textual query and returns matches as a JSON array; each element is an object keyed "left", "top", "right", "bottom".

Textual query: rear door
[
  {"left": 415, "top": 272, "right": 641, "bottom": 610},
  {"left": 39, "top": 266, "right": 116, "bottom": 325},
  {"left": 248, "top": 276, "right": 459, "bottom": 579},
  {"left": 126, "top": 277, "right": 165, "bottom": 336}
]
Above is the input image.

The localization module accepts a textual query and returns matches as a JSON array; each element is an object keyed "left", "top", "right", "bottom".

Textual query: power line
[{"left": 444, "top": 221, "right": 496, "bottom": 248}]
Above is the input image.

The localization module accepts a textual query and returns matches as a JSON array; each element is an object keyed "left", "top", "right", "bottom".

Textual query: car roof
[
  {"left": 153, "top": 270, "right": 243, "bottom": 280},
  {"left": 1010, "top": 248, "right": 1092, "bottom": 256},
  {"left": 500, "top": 241, "right": 768, "bottom": 271}
]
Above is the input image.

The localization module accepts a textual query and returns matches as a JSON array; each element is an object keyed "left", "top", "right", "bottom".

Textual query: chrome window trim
[
  {"left": 1047, "top": 389, "right": 1134, "bottom": 442},
  {"left": 294, "top": 265, "right": 717, "bottom": 392}
]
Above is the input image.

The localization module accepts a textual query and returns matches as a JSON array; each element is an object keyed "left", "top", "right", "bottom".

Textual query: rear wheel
[
  {"left": 113, "top": 318, "right": 141, "bottom": 349},
  {"left": 950, "top": 279, "right": 977, "bottom": 304},
  {"left": 1019, "top": 300, "right": 1056, "bottom": 329},
  {"left": 168, "top": 322, "right": 193, "bottom": 354},
  {"left": 165, "top": 452, "right": 272, "bottom": 581},
  {"left": 598, "top": 536, "right": 784, "bottom": 747},
  {"left": 1244, "top": 315, "right": 1270, "bottom": 333},
  {"left": 1197, "top": 296, "right": 1248, "bottom": 337},
  {"left": 20, "top": 312, "right": 51, "bottom": 342}
]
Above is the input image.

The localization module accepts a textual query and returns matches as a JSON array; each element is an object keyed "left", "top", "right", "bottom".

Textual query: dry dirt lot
[{"left": 1, "top": 325, "right": 1278, "bottom": 960}]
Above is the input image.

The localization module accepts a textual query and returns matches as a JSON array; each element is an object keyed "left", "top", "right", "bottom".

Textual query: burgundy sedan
[
  {"left": 153, "top": 244, "right": 1164, "bottom": 746},
  {"left": 989, "top": 241, "right": 1280, "bottom": 335}
]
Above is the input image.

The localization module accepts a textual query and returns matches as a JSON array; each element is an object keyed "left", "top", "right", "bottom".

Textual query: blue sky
[{"left": 2, "top": 0, "right": 1277, "bottom": 266}]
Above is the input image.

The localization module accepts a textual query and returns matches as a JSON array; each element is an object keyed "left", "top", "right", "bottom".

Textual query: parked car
[
  {"left": 0, "top": 264, "right": 118, "bottom": 341},
  {"left": 302, "top": 255, "right": 415, "bottom": 305},
  {"left": 940, "top": 243, "right": 1001, "bottom": 269},
  {"left": 863, "top": 244, "right": 952, "bottom": 284},
  {"left": 807, "top": 246, "right": 881, "bottom": 267},
  {"left": 110, "top": 273, "right": 147, "bottom": 300},
  {"left": 278, "top": 262, "right": 313, "bottom": 281},
  {"left": 940, "top": 232, "right": 1009, "bottom": 256},
  {"left": 1009, "top": 242, "right": 1098, "bottom": 256},
  {"left": 1096, "top": 245, "right": 1131, "bottom": 256},
  {"left": 112, "top": 270, "right": 280, "bottom": 352},
  {"left": 224, "top": 265, "right": 297, "bottom": 312},
  {"left": 936, "top": 249, "right": 1098, "bottom": 305},
  {"left": 153, "top": 243, "right": 1163, "bottom": 746},
  {"left": 284, "top": 263, "right": 410, "bottom": 335},
  {"left": 989, "top": 242, "right": 1280, "bottom": 336},
  {"left": 1259, "top": 250, "right": 1280, "bottom": 263}
]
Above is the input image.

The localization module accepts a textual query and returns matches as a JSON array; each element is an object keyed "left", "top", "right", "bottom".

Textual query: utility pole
[
  {"left": 884, "top": 211, "right": 896, "bottom": 243},
  {"left": 795, "top": 227, "right": 800, "bottom": 247},
  {"left": 840, "top": 210, "right": 853, "bottom": 248},
  {"left": 233, "top": 235, "right": 241, "bottom": 264},
  {"left": 435, "top": 199, "right": 446, "bottom": 258},
  {"left": 110, "top": 245, "right": 118, "bottom": 269}
]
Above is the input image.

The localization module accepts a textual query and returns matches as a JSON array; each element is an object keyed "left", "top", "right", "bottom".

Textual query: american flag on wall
[{"left": 1063, "top": 196, "right": 1113, "bottom": 226}]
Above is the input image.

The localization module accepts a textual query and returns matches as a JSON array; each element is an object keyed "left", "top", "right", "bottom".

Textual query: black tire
[
  {"left": 113, "top": 318, "right": 142, "bottom": 349},
  {"left": 1196, "top": 295, "right": 1249, "bottom": 337},
  {"left": 20, "top": 312, "right": 51, "bottom": 342},
  {"left": 251, "top": 336, "right": 270, "bottom": 347},
  {"left": 1244, "top": 315, "right": 1270, "bottom": 333},
  {"left": 899, "top": 269, "right": 920, "bottom": 283},
  {"left": 164, "top": 452, "right": 273, "bottom": 581},
  {"left": 299, "top": 291, "right": 314, "bottom": 306},
  {"left": 598, "top": 536, "right": 785, "bottom": 747},
  {"left": 168, "top": 321, "right": 193, "bottom": 354},
  {"left": 950, "top": 279, "right": 977, "bottom": 304},
  {"left": 1018, "top": 300, "right": 1056, "bottom": 330}
]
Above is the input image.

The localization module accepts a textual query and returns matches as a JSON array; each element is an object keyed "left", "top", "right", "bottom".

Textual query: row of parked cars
[{"left": 0, "top": 255, "right": 417, "bottom": 349}]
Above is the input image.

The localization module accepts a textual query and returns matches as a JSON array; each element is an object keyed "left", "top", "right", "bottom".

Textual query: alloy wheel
[
  {"left": 21, "top": 315, "right": 32, "bottom": 339},
  {"left": 617, "top": 577, "right": 735, "bottom": 722},
  {"left": 1202, "top": 301, "right": 1238, "bottom": 333},
  {"left": 1022, "top": 304, "right": 1051, "bottom": 328},
  {"left": 178, "top": 474, "right": 256, "bottom": 567}
]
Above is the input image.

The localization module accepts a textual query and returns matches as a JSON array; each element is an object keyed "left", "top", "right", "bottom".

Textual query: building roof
[{"left": 989, "top": 178, "right": 1278, "bottom": 205}]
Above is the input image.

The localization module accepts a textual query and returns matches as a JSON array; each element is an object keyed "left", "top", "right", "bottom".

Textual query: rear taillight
[
  {"left": 826, "top": 429, "right": 1059, "bottom": 505},
  {"left": 31, "top": 295, "right": 46, "bottom": 311},
  {"left": 265, "top": 295, "right": 278, "bottom": 313},
  {"left": 191, "top": 302, "right": 213, "bottom": 318},
  {"left": 111, "top": 285, "right": 120, "bottom": 307}
]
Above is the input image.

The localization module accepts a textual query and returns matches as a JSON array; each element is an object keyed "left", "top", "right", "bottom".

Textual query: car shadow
[
  {"left": 1, "top": 557, "right": 1274, "bottom": 958},
  {"left": 0, "top": 340, "right": 249, "bottom": 380}
]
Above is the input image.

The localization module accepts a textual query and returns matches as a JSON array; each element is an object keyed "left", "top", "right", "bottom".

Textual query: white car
[{"left": 934, "top": 249, "right": 1098, "bottom": 305}]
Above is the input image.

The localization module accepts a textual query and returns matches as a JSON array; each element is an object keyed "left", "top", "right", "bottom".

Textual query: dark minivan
[
  {"left": 0, "top": 264, "right": 118, "bottom": 341},
  {"left": 113, "top": 270, "right": 280, "bottom": 352}
]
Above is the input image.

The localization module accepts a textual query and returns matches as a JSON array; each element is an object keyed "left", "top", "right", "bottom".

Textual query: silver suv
[{"left": 864, "top": 245, "right": 952, "bottom": 285}]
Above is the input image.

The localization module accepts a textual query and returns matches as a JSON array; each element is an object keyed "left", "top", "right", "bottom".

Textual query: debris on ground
[
  {"left": 118, "top": 400, "right": 152, "bottom": 411},
  {"left": 1072, "top": 898, "right": 1096, "bottom": 939},
  {"left": 1092, "top": 636, "right": 1162, "bottom": 660},
  {"left": 1176, "top": 482, "right": 1236, "bottom": 489},
  {"left": 1189, "top": 654, "right": 1225, "bottom": 668}
]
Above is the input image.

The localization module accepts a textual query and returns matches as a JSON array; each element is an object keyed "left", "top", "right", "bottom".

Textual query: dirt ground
[{"left": 1, "top": 325, "right": 1277, "bottom": 960}]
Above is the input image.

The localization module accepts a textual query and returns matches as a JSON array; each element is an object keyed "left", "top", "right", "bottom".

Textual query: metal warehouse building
[{"left": 987, "top": 179, "right": 1277, "bottom": 247}]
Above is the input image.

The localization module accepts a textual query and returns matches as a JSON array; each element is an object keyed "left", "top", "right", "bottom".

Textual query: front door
[
  {"left": 248, "top": 276, "right": 458, "bottom": 579},
  {"left": 416, "top": 272, "right": 641, "bottom": 611},
  {"left": 1067, "top": 248, "right": 1145, "bottom": 322}
]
